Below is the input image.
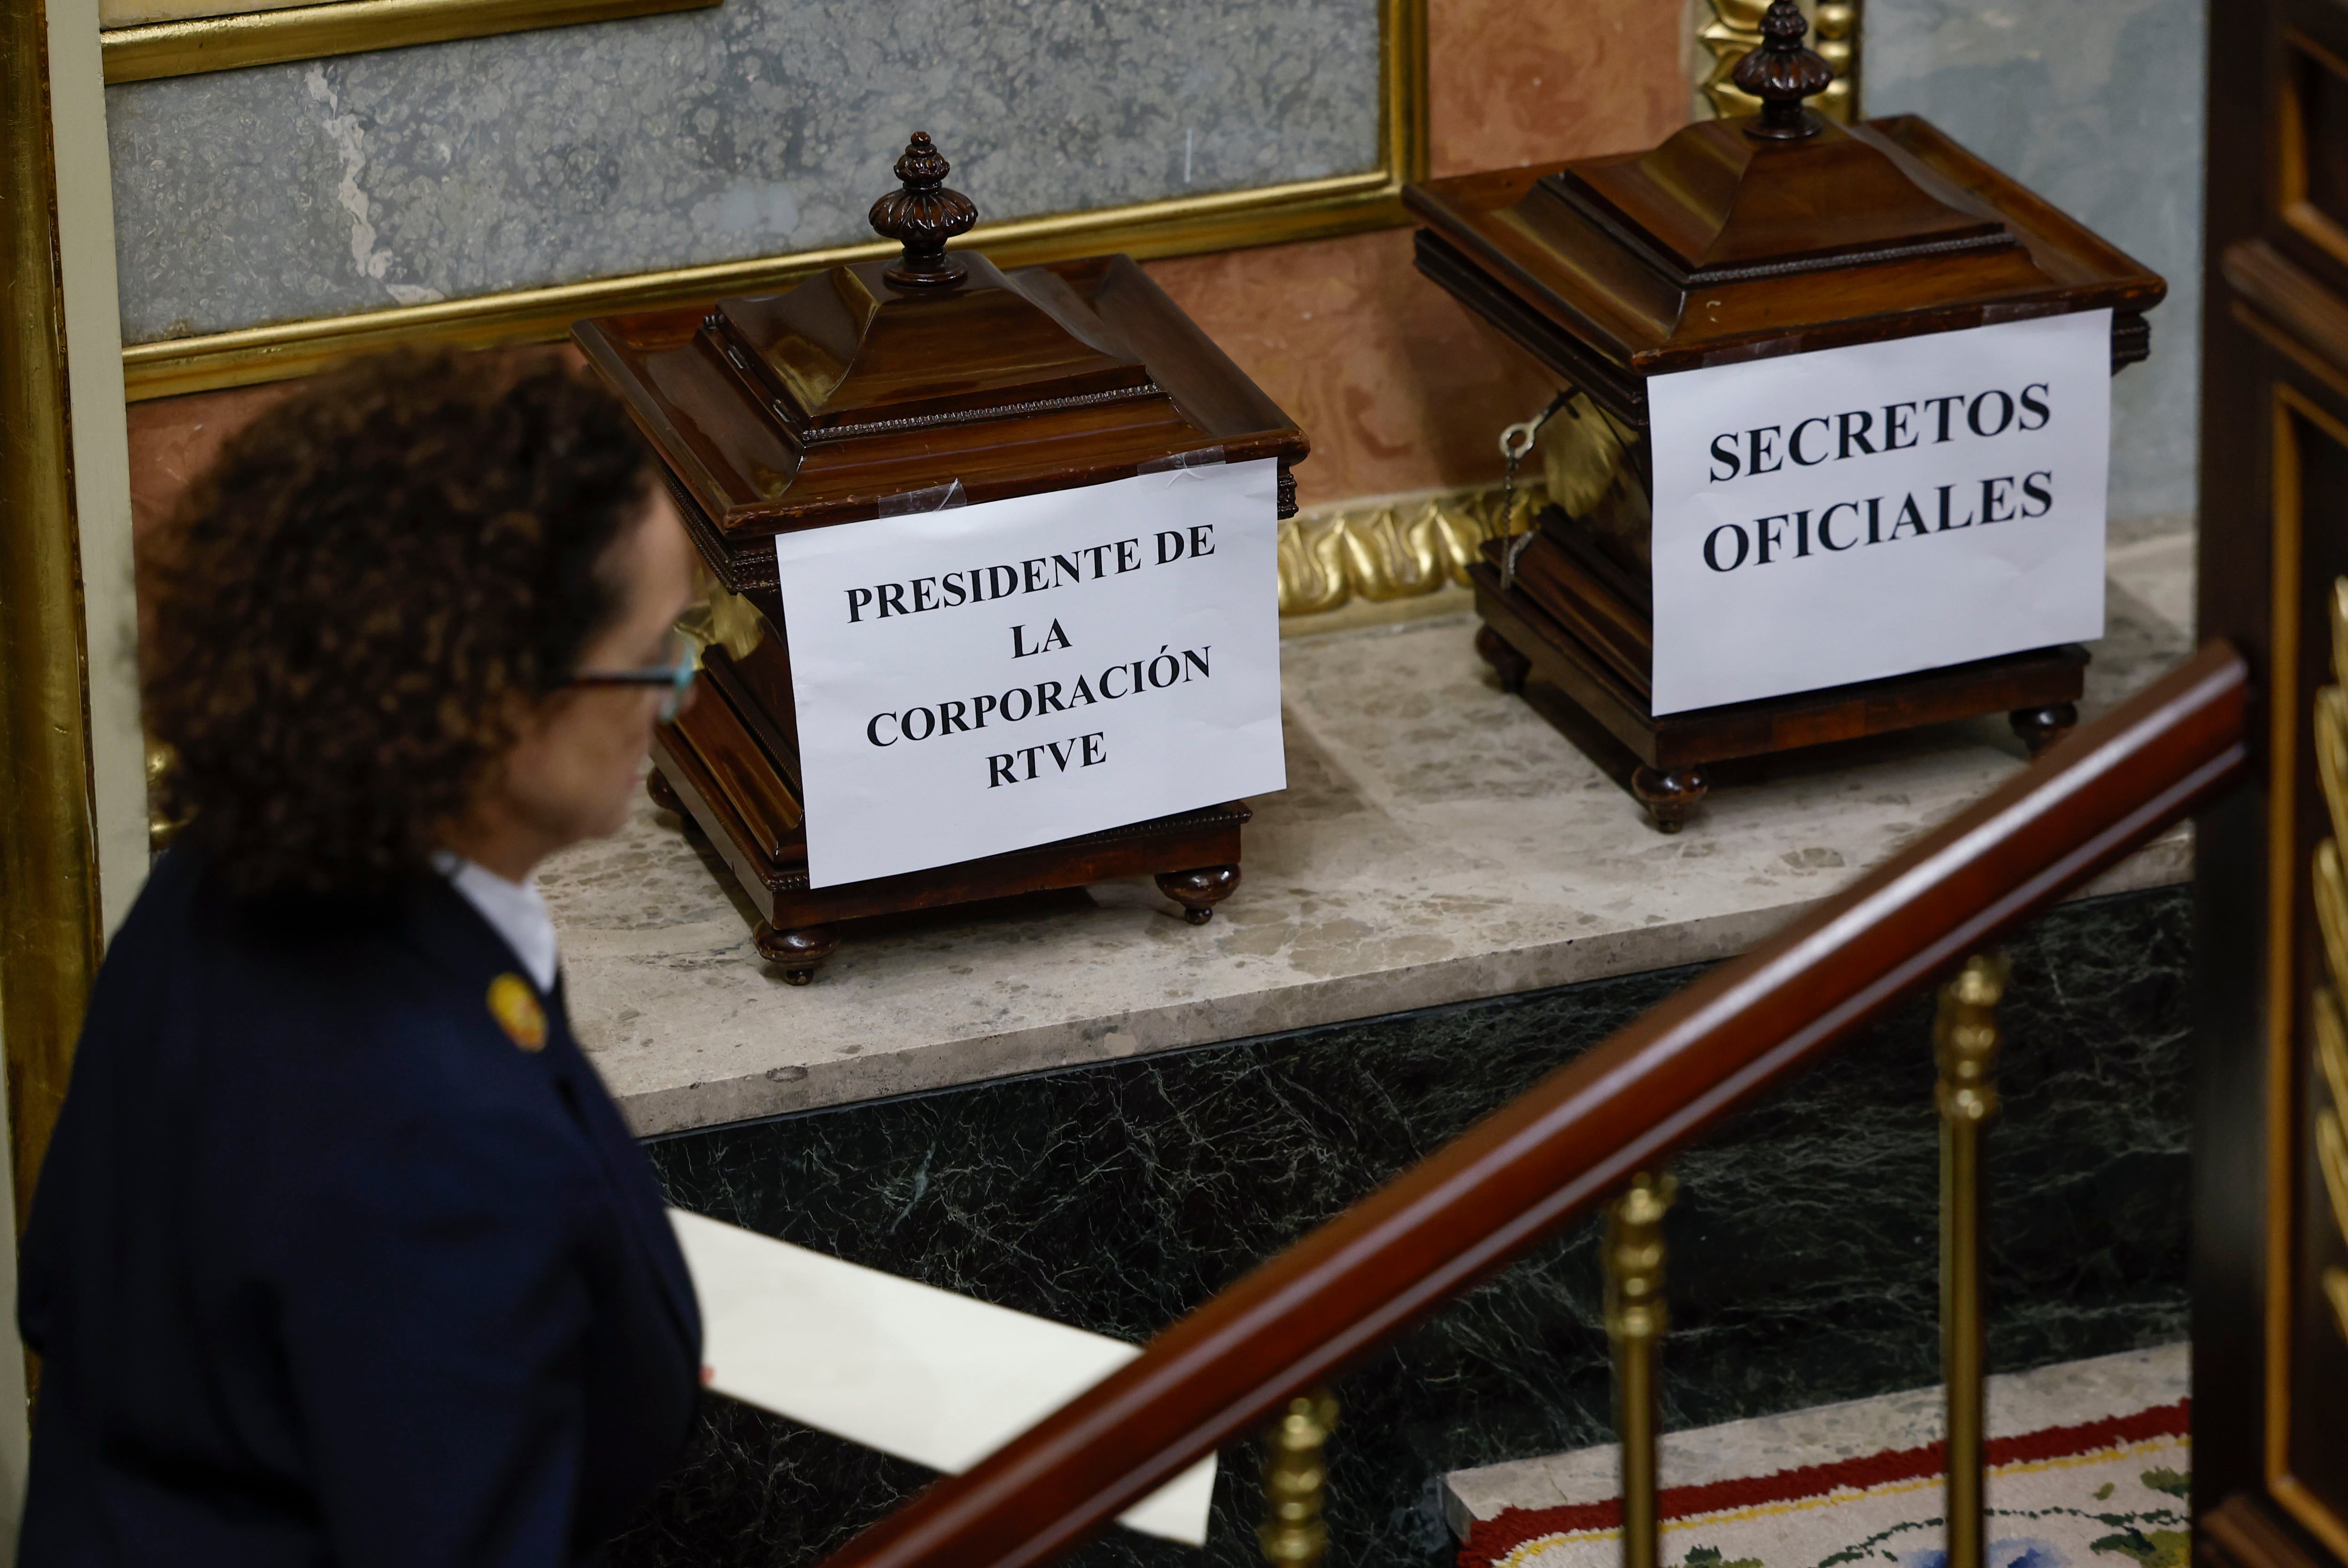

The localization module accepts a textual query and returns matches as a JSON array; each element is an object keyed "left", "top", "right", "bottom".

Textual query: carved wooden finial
[
  {"left": 1732, "top": 0, "right": 1836, "bottom": 141},
  {"left": 869, "top": 131, "right": 979, "bottom": 288}
]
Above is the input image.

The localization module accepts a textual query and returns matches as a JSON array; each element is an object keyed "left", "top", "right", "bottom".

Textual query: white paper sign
[
  {"left": 670, "top": 1210, "right": 1215, "bottom": 1543},
  {"left": 1645, "top": 310, "right": 2112, "bottom": 715},
  {"left": 772, "top": 459, "right": 1286, "bottom": 888}
]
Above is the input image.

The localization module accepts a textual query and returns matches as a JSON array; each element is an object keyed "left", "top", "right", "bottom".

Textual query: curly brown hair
[{"left": 144, "top": 347, "right": 657, "bottom": 899}]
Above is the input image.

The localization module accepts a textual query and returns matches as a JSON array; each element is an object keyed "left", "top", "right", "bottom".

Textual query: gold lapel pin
[{"left": 487, "top": 973, "right": 547, "bottom": 1052}]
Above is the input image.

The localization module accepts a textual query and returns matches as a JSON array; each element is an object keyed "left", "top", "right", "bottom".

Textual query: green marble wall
[{"left": 621, "top": 886, "right": 2193, "bottom": 1567}]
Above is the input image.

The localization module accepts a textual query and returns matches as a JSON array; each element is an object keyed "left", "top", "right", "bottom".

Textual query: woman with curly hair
[{"left": 16, "top": 348, "right": 704, "bottom": 1566}]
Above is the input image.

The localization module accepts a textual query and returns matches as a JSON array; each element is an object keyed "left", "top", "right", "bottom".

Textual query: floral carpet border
[{"left": 1457, "top": 1399, "right": 2192, "bottom": 1568}]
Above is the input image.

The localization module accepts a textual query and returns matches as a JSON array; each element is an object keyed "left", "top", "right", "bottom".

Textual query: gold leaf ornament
[
  {"left": 1275, "top": 483, "right": 1535, "bottom": 616},
  {"left": 2316, "top": 577, "right": 2348, "bottom": 1346},
  {"left": 2322, "top": 988, "right": 2348, "bottom": 1120},
  {"left": 2318, "top": 682, "right": 2348, "bottom": 850},
  {"left": 2317, "top": 842, "right": 2348, "bottom": 1002},
  {"left": 2320, "top": 1111, "right": 2348, "bottom": 1277}
]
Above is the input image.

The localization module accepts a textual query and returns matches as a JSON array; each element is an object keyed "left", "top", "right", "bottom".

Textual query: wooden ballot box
[
  {"left": 575, "top": 134, "right": 1307, "bottom": 982},
  {"left": 1404, "top": 0, "right": 2163, "bottom": 831}
]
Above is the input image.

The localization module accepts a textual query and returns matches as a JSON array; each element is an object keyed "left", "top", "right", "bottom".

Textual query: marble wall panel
[
  {"left": 621, "top": 887, "right": 2194, "bottom": 1568},
  {"left": 1426, "top": 0, "right": 1685, "bottom": 179},
  {"left": 107, "top": 0, "right": 1381, "bottom": 341},
  {"left": 124, "top": 378, "right": 291, "bottom": 542},
  {"left": 1141, "top": 0, "right": 1688, "bottom": 508},
  {"left": 1865, "top": 0, "right": 2207, "bottom": 523},
  {"left": 116, "top": 240, "right": 1564, "bottom": 517},
  {"left": 1143, "top": 232, "right": 1566, "bottom": 510},
  {"left": 111, "top": 0, "right": 1688, "bottom": 511}
]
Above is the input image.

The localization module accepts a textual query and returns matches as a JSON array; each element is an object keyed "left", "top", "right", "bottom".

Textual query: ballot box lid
[
  {"left": 1401, "top": 0, "right": 2166, "bottom": 427},
  {"left": 575, "top": 132, "right": 1309, "bottom": 596}
]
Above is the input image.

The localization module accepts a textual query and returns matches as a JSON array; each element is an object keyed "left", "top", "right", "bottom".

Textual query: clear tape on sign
[
  {"left": 1136, "top": 445, "right": 1226, "bottom": 489},
  {"left": 1701, "top": 335, "right": 1800, "bottom": 369},
  {"left": 879, "top": 479, "right": 967, "bottom": 518}
]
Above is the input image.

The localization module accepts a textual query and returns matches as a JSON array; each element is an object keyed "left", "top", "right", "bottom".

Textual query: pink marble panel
[{"left": 1143, "top": 0, "right": 1688, "bottom": 506}]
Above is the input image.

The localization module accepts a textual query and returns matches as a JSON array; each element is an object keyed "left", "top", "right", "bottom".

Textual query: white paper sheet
[
  {"left": 1644, "top": 310, "right": 2111, "bottom": 715},
  {"left": 669, "top": 1209, "right": 1216, "bottom": 1544},
  {"left": 769, "top": 458, "right": 1286, "bottom": 888}
]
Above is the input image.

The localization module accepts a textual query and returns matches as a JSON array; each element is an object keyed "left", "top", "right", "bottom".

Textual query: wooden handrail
[{"left": 819, "top": 641, "right": 2252, "bottom": 1568}]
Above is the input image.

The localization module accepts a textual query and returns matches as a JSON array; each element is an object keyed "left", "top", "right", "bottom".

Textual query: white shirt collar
[{"left": 432, "top": 852, "right": 559, "bottom": 994}]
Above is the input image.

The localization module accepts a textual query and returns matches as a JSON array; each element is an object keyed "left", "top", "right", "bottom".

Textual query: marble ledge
[{"left": 544, "top": 524, "right": 2200, "bottom": 1138}]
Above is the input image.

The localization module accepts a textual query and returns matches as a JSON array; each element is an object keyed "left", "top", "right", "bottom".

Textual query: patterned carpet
[{"left": 1449, "top": 1346, "right": 2188, "bottom": 1568}]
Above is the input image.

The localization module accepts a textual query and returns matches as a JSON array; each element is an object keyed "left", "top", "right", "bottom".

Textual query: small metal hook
[{"left": 1497, "top": 390, "right": 1574, "bottom": 592}]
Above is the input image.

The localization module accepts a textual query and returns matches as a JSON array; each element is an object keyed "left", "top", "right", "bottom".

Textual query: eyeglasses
[{"left": 571, "top": 633, "right": 701, "bottom": 723}]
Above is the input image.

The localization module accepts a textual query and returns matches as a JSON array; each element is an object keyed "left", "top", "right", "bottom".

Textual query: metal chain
[{"left": 1498, "top": 390, "right": 1574, "bottom": 592}]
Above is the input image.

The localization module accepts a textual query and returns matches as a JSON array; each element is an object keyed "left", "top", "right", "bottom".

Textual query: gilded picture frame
[
  {"left": 100, "top": 0, "right": 719, "bottom": 85},
  {"left": 118, "top": 0, "right": 1429, "bottom": 402}
]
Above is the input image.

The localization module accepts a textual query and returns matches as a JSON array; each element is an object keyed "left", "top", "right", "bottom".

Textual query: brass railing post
[
  {"left": 1606, "top": 1169, "right": 1676, "bottom": 1568},
  {"left": 1258, "top": 1390, "right": 1338, "bottom": 1566},
  {"left": 1935, "top": 954, "right": 2007, "bottom": 1568}
]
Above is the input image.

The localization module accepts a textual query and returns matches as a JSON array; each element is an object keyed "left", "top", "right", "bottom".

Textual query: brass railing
[
  {"left": 1606, "top": 1171, "right": 1675, "bottom": 1568},
  {"left": 1234, "top": 950, "right": 2020, "bottom": 1568},
  {"left": 818, "top": 642, "right": 2248, "bottom": 1568},
  {"left": 1580, "top": 958, "right": 2011, "bottom": 1568},
  {"left": 1936, "top": 955, "right": 2008, "bottom": 1568},
  {"left": 1257, "top": 1391, "right": 1340, "bottom": 1567}
]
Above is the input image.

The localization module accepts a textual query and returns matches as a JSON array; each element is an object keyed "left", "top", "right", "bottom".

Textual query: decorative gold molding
[
  {"left": 1276, "top": 478, "right": 1546, "bottom": 618},
  {"left": 3, "top": 0, "right": 105, "bottom": 1231},
  {"left": 2276, "top": 34, "right": 2348, "bottom": 277},
  {"left": 1273, "top": 388, "right": 1645, "bottom": 620},
  {"left": 1695, "top": 0, "right": 1860, "bottom": 122},
  {"left": 101, "top": 0, "right": 717, "bottom": 84},
  {"left": 2315, "top": 577, "right": 2348, "bottom": 1346},
  {"left": 2266, "top": 391, "right": 2348, "bottom": 1567},
  {"left": 103, "top": 0, "right": 317, "bottom": 27},
  {"left": 121, "top": 0, "right": 1429, "bottom": 402},
  {"left": 2260, "top": 387, "right": 2348, "bottom": 1561},
  {"left": 128, "top": 170, "right": 1396, "bottom": 401}
]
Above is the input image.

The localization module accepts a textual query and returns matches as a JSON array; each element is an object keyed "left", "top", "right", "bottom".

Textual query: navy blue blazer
[{"left": 17, "top": 846, "right": 701, "bottom": 1567}]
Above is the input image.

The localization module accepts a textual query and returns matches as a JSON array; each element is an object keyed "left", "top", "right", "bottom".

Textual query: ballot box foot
[
  {"left": 1468, "top": 558, "right": 2088, "bottom": 837},
  {"left": 2010, "top": 703, "right": 2081, "bottom": 758},
  {"left": 1631, "top": 765, "right": 1709, "bottom": 834},
  {"left": 1477, "top": 624, "right": 1532, "bottom": 695},
  {"left": 647, "top": 765, "right": 687, "bottom": 817},
  {"left": 755, "top": 922, "right": 840, "bottom": 985},
  {"left": 1156, "top": 865, "right": 1242, "bottom": 925}
]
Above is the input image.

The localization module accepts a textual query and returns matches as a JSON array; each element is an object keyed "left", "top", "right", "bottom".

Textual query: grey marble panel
[
  {"left": 106, "top": 0, "right": 1381, "bottom": 342},
  {"left": 1864, "top": 0, "right": 2208, "bottom": 523}
]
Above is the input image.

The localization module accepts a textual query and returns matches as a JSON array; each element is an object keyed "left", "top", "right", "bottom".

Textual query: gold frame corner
[{"left": 101, "top": 0, "right": 720, "bottom": 85}]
